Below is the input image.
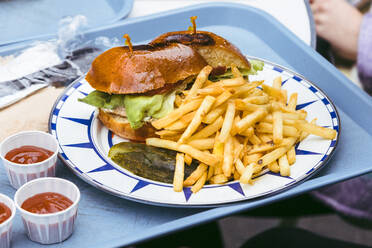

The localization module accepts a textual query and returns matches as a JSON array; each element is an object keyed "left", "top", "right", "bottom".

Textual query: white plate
[{"left": 49, "top": 58, "right": 340, "bottom": 207}]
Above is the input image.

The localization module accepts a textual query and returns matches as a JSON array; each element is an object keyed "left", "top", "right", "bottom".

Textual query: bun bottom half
[{"left": 98, "top": 109, "right": 158, "bottom": 142}]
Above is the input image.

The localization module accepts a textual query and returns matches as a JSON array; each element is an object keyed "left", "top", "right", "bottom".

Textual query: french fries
[
  {"left": 191, "top": 116, "right": 223, "bottom": 140},
  {"left": 145, "top": 65, "right": 337, "bottom": 193},
  {"left": 236, "top": 108, "right": 267, "bottom": 134},
  {"left": 152, "top": 99, "right": 203, "bottom": 129}
]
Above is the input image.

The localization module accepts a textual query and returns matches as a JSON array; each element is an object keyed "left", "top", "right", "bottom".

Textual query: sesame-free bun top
[
  {"left": 150, "top": 30, "right": 251, "bottom": 70},
  {"left": 86, "top": 43, "right": 208, "bottom": 94}
]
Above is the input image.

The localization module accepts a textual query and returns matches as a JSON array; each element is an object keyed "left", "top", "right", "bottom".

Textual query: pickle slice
[{"left": 108, "top": 142, "right": 198, "bottom": 184}]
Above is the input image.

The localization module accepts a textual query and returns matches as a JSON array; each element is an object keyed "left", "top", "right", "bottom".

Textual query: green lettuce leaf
[
  {"left": 79, "top": 90, "right": 176, "bottom": 130},
  {"left": 152, "top": 91, "right": 176, "bottom": 119},
  {"left": 209, "top": 60, "right": 264, "bottom": 81},
  {"left": 78, "top": 90, "right": 125, "bottom": 109},
  {"left": 124, "top": 94, "right": 164, "bottom": 129}
]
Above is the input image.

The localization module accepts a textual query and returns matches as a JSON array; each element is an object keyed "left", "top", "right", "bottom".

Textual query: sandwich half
[{"left": 79, "top": 31, "right": 263, "bottom": 142}]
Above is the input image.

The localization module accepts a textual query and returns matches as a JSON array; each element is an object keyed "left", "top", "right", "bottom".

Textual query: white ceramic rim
[
  {"left": 0, "top": 193, "right": 16, "bottom": 228},
  {"left": 0, "top": 131, "right": 59, "bottom": 168},
  {"left": 14, "top": 177, "right": 81, "bottom": 218}
]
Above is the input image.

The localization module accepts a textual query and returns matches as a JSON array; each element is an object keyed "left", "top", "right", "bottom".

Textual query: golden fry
[
  {"left": 146, "top": 138, "right": 219, "bottom": 166},
  {"left": 236, "top": 108, "right": 267, "bottom": 134},
  {"left": 209, "top": 174, "right": 228, "bottom": 184},
  {"left": 152, "top": 99, "right": 203, "bottom": 129},
  {"left": 219, "top": 101, "right": 235, "bottom": 143},
  {"left": 178, "top": 96, "right": 215, "bottom": 143},
  {"left": 235, "top": 99, "right": 268, "bottom": 112},
  {"left": 165, "top": 111, "right": 196, "bottom": 131},
  {"left": 287, "top": 146, "right": 296, "bottom": 165},
  {"left": 278, "top": 154, "right": 290, "bottom": 176},
  {"left": 223, "top": 135, "right": 234, "bottom": 177},
  {"left": 213, "top": 134, "right": 224, "bottom": 175},
  {"left": 257, "top": 137, "right": 297, "bottom": 167},
  {"left": 213, "top": 91, "right": 233, "bottom": 108},
  {"left": 240, "top": 163, "right": 254, "bottom": 184},
  {"left": 262, "top": 84, "right": 286, "bottom": 103},
  {"left": 268, "top": 160, "right": 280, "bottom": 173},
  {"left": 272, "top": 76, "right": 282, "bottom": 89},
  {"left": 240, "top": 126, "right": 254, "bottom": 137},
  {"left": 273, "top": 111, "right": 283, "bottom": 144},
  {"left": 191, "top": 116, "right": 223, "bottom": 140},
  {"left": 188, "top": 138, "right": 215, "bottom": 150},
  {"left": 197, "top": 86, "right": 225, "bottom": 96},
  {"left": 248, "top": 142, "right": 276, "bottom": 154},
  {"left": 184, "top": 154, "right": 192, "bottom": 165},
  {"left": 184, "top": 65, "right": 213, "bottom": 102},
  {"left": 294, "top": 121, "right": 336, "bottom": 140},
  {"left": 173, "top": 153, "right": 185, "bottom": 192},
  {"left": 256, "top": 122, "right": 299, "bottom": 137},
  {"left": 299, "top": 118, "right": 317, "bottom": 141},
  {"left": 243, "top": 153, "right": 263, "bottom": 165},
  {"left": 248, "top": 134, "right": 262, "bottom": 145},
  {"left": 191, "top": 171, "right": 207, "bottom": 193},
  {"left": 243, "top": 95, "right": 270, "bottom": 105},
  {"left": 207, "top": 166, "right": 214, "bottom": 180},
  {"left": 156, "top": 130, "right": 181, "bottom": 137},
  {"left": 203, "top": 103, "right": 226, "bottom": 124},
  {"left": 235, "top": 159, "right": 246, "bottom": 175},
  {"left": 288, "top": 93, "right": 298, "bottom": 111},
  {"left": 184, "top": 163, "right": 208, "bottom": 186}
]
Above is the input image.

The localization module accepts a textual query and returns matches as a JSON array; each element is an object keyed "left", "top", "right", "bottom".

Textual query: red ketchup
[
  {"left": 5, "top": 146, "right": 53, "bottom": 164},
  {"left": 0, "top": 203, "right": 11, "bottom": 224},
  {"left": 21, "top": 193, "right": 73, "bottom": 214}
]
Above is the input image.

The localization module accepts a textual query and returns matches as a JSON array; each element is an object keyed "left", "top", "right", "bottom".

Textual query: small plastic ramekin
[
  {"left": 0, "top": 131, "right": 59, "bottom": 189},
  {"left": 0, "top": 193, "right": 16, "bottom": 248},
  {"left": 14, "top": 177, "right": 80, "bottom": 244}
]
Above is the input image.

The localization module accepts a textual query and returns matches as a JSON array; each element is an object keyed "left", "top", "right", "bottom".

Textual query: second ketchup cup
[{"left": 14, "top": 177, "right": 80, "bottom": 244}]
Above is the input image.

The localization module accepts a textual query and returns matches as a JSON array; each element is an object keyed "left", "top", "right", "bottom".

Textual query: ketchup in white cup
[
  {"left": 14, "top": 177, "right": 80, "bottom": 244},
  {"left": 0, "top": 194, "right": 16, "bottom": 248},
  {"left": 0, "top": 131, "right": 59, "bottom": 189}
]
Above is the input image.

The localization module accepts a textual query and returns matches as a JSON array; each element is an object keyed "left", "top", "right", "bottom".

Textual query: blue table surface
[{"left": 1, "top": 2, "right": 372, "bottom": 248}]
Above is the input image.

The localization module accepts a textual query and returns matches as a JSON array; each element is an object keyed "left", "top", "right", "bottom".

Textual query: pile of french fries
[{"left": 146, "top": 65, "right": 337, "bottom": 193}]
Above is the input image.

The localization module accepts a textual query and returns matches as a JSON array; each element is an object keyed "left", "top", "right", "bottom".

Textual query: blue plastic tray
[
  {"left": 0, "top": 0, "right": 134, "bottom": 46},
  {"left": 1, "top": 3, "right": 372, "bottom": 247}
]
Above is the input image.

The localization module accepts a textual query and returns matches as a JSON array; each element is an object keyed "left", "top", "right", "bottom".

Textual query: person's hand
[{"left": 310, "top": 0, "right": 363, "bottom": 60}]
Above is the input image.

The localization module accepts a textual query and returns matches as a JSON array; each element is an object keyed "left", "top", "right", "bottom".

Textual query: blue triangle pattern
[
  {"left": 295, "top": 149, "right": 321, "bottom": 155},
  {"left": 183, "top": 187, "right": 193, "bottom": 202},
  {"left": 130, "top": 180, "right": 150, "bottom": 193},
  {"left": 79, "top": 91, "right": 88, "bottom": 96},
  {"left": 281, "top": 78, "right": 289, "bottom": 86},
  {"left": 87, "top": 164, "right": 114, "bottom": 173},
  {"left": 62, "top": 117, "right": 90, "bottom": 126},
  {"left": 228, "top": 182, "right": 245, "bottom": 196},
  {"left": 296, "top": 100, "right": 317, "bottom": 110},
  {"left": 64, "top": 142, "right": 93, "bottom": 149}
]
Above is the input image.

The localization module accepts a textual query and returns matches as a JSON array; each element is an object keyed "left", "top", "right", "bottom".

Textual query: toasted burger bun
[
  {"left": 98, "top": 109, "right": 158, "bottom": 142},
  {"left": 86, "top": 43, "right": 207, "bottom": 95},
  {"left": 150, "top": 31, "right": 250, "bottom": 70}
]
